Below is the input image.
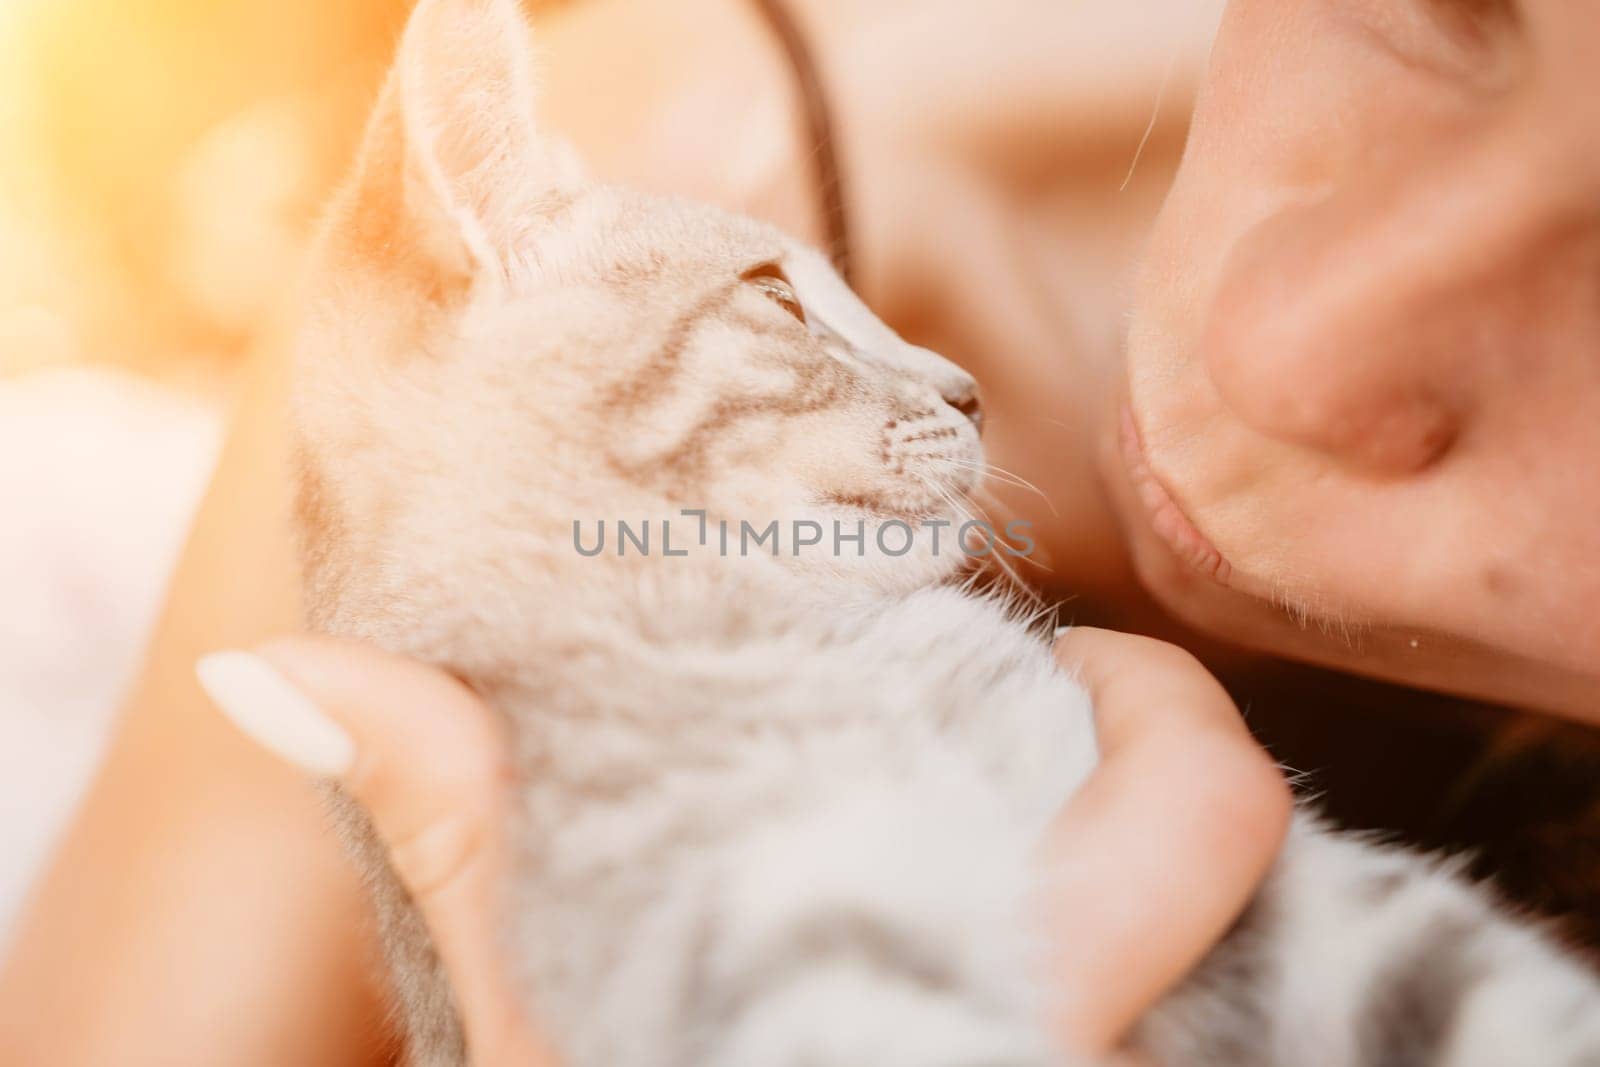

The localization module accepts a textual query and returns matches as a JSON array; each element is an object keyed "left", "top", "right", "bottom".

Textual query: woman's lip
[{"left": 1118, "top": 404, "right": 1234, "bottom": 585}]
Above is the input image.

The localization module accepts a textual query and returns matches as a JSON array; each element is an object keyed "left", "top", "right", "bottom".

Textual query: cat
[{"left": 290, "top": 1, "right": 1600, "bottom": 1063}]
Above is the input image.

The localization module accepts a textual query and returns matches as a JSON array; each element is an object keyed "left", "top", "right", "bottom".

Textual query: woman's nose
[{"left": 1198, "top": 175, "right": 1523, "bottom": 476}]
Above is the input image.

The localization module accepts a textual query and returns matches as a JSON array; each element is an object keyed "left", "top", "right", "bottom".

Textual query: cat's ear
[{"left": 391, "top": 0, "right": 577, "bottom": 283}]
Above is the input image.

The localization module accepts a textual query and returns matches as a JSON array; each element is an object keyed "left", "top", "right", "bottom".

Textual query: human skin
[
  {"left": 1114, "top": 0, "right": 1600, "bottom": 717},
  {"left": 0, "top": 2, "right": 1264, "bottom": 1063},
  {"left": 0, "top": 350, "right": 392, "bottom": 1066},
  {"left": 197, "top": 628, "right": 1284, "bottom": 1063}
]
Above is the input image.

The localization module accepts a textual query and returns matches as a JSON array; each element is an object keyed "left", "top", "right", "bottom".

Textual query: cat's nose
[
  {"left": 953, "top": 394, "right": 984, "bottom": 434},
  {"left": 944, "top": 384, "right": 984, "bottom": 435}
]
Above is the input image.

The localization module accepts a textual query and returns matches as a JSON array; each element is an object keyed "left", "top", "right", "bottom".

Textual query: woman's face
[{"left": 1118, "top": 1, "right": 1600, "bottom": 715}]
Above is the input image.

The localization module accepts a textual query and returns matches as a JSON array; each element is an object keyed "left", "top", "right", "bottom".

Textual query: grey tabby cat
[{"left": 291, "top": 0, "right": 1600, "bottom": 1063}]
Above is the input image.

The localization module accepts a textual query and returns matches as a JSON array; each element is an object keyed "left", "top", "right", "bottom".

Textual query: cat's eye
[{"left": 742, "top": 263, "right": 806, "bottom": 325}]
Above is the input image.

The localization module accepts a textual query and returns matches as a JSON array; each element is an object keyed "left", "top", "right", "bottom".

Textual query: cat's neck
[
  {"left": 452, "top": 559, "right": 914, "bottom": 718},
  {"left": 355, "top": 553, "right": 879, "bottom": 689}
]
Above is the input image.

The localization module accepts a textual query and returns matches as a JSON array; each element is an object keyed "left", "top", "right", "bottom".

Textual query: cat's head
[{"left": 295, "top": 0, "right": 987, "bottom": 634}]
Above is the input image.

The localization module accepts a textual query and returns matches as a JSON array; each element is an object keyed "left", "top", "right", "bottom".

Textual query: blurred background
[{"left": 0, "top": 0, "right": 429, "bottom": 927}]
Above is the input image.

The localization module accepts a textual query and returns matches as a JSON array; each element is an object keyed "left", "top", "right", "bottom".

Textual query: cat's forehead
[{"left": 519, "top": 186, "right": 791, "bottom": 293}]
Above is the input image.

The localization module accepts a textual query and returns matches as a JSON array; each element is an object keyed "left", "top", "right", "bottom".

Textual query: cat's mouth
[{"left": 835, "top": 449, "right": 989, "bottom": 528}]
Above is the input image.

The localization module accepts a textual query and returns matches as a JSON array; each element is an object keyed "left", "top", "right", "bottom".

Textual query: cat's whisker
[
  {"left": 960, "top": 480, "right": 1052, "bottom": 575},
  {"left": 945, "top": 459, "right": 1036, "bottom": 495},
  {"left": 982, "top": 461, "right": 1053, "bottom": 506},
  {"left": 925, "top": 477, "right": 1050, "bottom": 602},
  {"left": 1007, "top": 412, "right": 1077, "bottom": 433},
  {"left": 969, "top": 485, "right": 1054, "bottom": 585},
  {"left": 942, "top": 457, "right": 1059, "bottom": 519}
]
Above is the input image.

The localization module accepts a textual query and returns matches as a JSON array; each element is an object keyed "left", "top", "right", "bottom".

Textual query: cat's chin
[{"left": 771, "top": 527, "right": 979, "bottom": 599}]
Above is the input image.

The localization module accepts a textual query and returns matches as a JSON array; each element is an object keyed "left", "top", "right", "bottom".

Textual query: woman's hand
[
  {"left": 1045, "top": 628, "right": 1293, "bottom": 1056},
  {"left": 196, "top": 629, "right": 1290, "bottom": 1065},
  {"left": 196, "top": 639, "right": 558, "bottom": 1067}
]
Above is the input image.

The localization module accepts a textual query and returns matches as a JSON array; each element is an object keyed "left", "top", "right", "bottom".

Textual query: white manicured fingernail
[
  {"left": 1054, "top": 625, "right": 1072, "bottom": 640},
  {"left": 196, "top": 651, "right": 355, "bottom": 776}
]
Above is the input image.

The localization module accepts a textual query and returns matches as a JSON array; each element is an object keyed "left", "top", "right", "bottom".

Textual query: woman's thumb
[{"left": 195, "top": 637, "right": 554, "bottom": 1065}]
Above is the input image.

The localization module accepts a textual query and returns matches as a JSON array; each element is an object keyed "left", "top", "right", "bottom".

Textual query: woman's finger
[
  {"left": 1043, "top": 627, "right": 1293, "bottom": 1056},
  {"left": 190, "top": 628, "right": 1287, "bottom": 1063},
  {"left": 196, "top": 638, "right": 557, "bottom": 1067}
]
